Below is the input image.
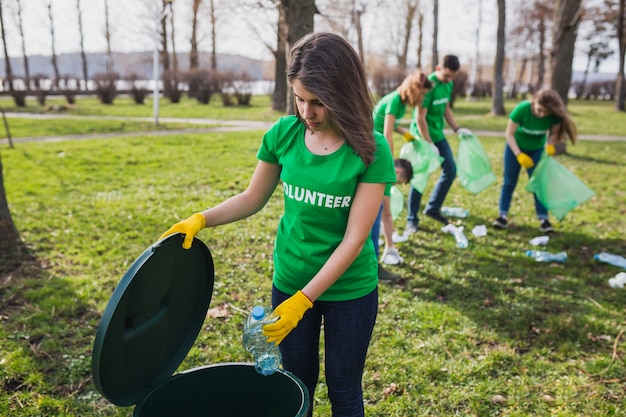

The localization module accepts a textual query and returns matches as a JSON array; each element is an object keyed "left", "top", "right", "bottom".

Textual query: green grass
[
  {"left": 0, "top": 94, "right": 283, "bottom": 121},
  {"left": 0, "top": 117, "right": 216, "bottom": 139},
  {"left": 0, "top": 97, "right": 625, "bottom": 416}
]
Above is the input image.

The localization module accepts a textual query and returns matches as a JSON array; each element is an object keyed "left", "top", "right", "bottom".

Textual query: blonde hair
[
  {"left": 533, "top": 89, "right": 578, "bottom": 144},
  {"left": 397, "top": 69, "right": 432, "bottom": 107}
]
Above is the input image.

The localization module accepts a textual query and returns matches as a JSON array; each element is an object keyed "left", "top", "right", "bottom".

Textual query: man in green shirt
[{"left": 405, "top": 55, "right": 470, "bottom": 232}]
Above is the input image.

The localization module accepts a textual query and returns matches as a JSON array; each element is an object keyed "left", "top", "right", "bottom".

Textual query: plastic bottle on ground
[
  {"left": 442, "top": 224, "right": 468, "bottom": 248},
  {"left": 242, "top": 305, "right": 282, "bottom": 376},
  {"left": 594, "top": 252, "right": 626, "bottom": 269},
  {"left": 526, "top": 250, "right": 567, "bottom": 263},
  {"left": 608, "top": 272, "right": 626, "bottom": 288},
  {"left": 441, "top": 206, "right": 469, "bottom": 218}
]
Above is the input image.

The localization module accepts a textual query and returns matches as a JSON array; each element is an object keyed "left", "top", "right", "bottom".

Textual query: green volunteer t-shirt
[
  {"left": 409, "top": 72, "right": 453, "bottom": 143},
  {"left": 373, "top": 90, "right": 407, "bottom": 134},
  {"left": 257, "top": 116, "right": 396, "bottom": 301},
  {"left": 510, "top": 100, "right": 561, "bottom": 151}
]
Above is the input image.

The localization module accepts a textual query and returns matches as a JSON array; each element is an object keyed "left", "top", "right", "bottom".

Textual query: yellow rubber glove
[
  {"left": 516, "top": 153, "right": 534, "bottom": 169},
  {"left": 403, "top": 132, "right": 415, "bottom": 142},
  {"left": 546, "top": 144, "right": 556, "bottom": 156},
  {"left": 263, "top": 290, "right": 313, "bottom": 345},
  {"left": 159, "top": 213, "right": 206, "bottom": 249}
]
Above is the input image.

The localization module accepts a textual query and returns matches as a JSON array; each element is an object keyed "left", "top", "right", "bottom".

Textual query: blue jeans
[
  {"left": 407, "top": 138, "right": 456, "bottom": 226},
  {"left": 273, "top": 286, "right": 378, "bottom": 417},
  {"left": 498, "top": 144, "right": 547, "bottom": 219},
  {"left": 370, "top": 203, "right": 383, "bottom": 257}
]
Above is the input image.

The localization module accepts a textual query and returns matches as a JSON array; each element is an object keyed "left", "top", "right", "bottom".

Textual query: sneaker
[
  {"left": 404, "top": 222, "right": 418, "bottom": 236},
  {"left": 382, "top": 247, "right": 403, "bottom": 265},
  {"left": 539, "top": 219, "right": 554, "bottom": 233},
  {"left": 493, "top": 216, "right": 508, "bottom": 229},
  {"left": 392, "top": 230, "right": 409, "bottom": 243},
  {"left": 378, "top": 264, "right": 401, "bottom": 282},
  {"left": 423, "top": 209, "right": 449, "bottom": 225}
]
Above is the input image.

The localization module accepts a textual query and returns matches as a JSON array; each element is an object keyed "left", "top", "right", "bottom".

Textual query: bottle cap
[{"left": 252, "top": 306, "right": 266, "bottom": 320}]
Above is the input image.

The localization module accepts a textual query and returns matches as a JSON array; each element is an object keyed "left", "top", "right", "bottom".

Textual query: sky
[{"left": 2, "top": 0, "right": 621, "bottom": 75}]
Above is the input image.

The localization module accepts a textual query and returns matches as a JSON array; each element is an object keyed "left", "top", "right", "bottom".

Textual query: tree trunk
[
  {"left": 47, "top": 1, "right": 60, "bottom": 88},
  {"left": 431, "top": 0, "right": 438, "bottom": 71},
  {"left": 491, "top": 0, "right": 506, "bottom": 116},
  {"left": 273, "top": 6, "right": 288, "bottom": 112},
  {"left": 190, "top": 0, "right": 201, "bottom": 71},
  {"left": 104, "top": 0, "right": 114, "bottom": 73},
  {"left": 616, "top": 0, "right": 625, "bottom": 111},
  {"left": 0, "top": 0, "right": 13, "bottom": 93},
  {"left": 160, "top": 1, "right": 170, "bottom": 73},
  {"left": 210, "top": 0, "right": 217, "bottom": 71},
  {"left": 549, "top": 0, "right": 583, "bottom": 106},
  {"left": 76, "top": 0, "right": 89, "bottom": 90},
  {"left": 0, "top": 154, "right": 21, "bottom": 250},
  {"left": 416, "top": 11, "right": 424, "bottom": 69},
  {"left": 281, "top": 0, "right": 317, "bottom": 113},
  {"left": 16, "top": 0, "right": 30, "bottom": 84}
]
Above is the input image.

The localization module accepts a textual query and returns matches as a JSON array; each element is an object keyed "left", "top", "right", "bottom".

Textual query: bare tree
[
  {"left": 415, "top": 5, "right": 424, "bottom": 68},
  {"left": 76, "top": 0, "right": 88, "bottom": 89},
  {"left": 431, "top": 0, "right": 438, "bottom": 71},
  {"left": 397, "top": 0, "right": 419, "bottom": 70},
  {"left": 467, "top": 0, "right": 483, "bottom": 98},
  {"left": 492, "top": 0, "right": 506, "bottom": 116},
  {"left": 281, "top": 0, "right": 318, "bottom": 113},
  {"left": 509, "top": 1, "right": 553, "bottom": 91},
  {"left": 0, "top": 0, "right": 13, "bottom": 93},
  {"left": 190, "top": 0, "right": 202, "bottom": 70},
  {"left": 615, "top": 0, "right": 625, "bottom": 110},
  {"left": 104, "top": 0, "right": 114, "bottom": 72},
  {"left": 549, "top": 0, "right": 583, "bottom": 105},
  {"left": 209, "top": 0, "right": 217, "bottom": 70},
  {"left": 160, "top": 0, "right": 170, "bottom": 72},
  {"left": 0, "top": 151, "right": 25, "bottom": 272},
  {"left": 46, "top": 0, "right": 61, "bottom": 88},
  {"left": 14, "top": 0, "right": 29, "bottom": 84}
]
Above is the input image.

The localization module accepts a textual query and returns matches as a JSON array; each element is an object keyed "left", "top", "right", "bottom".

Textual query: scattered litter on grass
[{"left": 529, "top": 236, "right": 550, "bottom": 246}]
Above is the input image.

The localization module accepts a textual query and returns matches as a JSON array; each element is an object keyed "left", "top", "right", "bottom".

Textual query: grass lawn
[{"left": 0, "top": 96, "right": 625, "bottom": 416}]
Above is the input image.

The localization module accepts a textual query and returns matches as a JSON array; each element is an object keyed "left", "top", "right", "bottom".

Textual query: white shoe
[
  {"left": 382, "top": 247, "right": 403, "bottom": 265},
  {"left": 392, "top": 231, "right": 409, "bottom": 243},
  {"left": 404, "top": 223, "right": 418, "bottom": 236}
]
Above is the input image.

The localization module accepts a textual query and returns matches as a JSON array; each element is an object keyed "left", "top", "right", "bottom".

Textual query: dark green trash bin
[{"left": 91, "top": 234, "right": 309, "bottom": 417}]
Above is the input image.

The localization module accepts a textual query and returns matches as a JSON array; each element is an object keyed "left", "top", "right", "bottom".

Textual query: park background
[{"left": 1, "top": 0, "right": 626, "bottom": 416}]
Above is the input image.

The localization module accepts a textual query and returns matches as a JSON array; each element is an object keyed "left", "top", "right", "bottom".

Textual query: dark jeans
[
  {"left": 370, "top": 203, "right": 383, "bottom": 257},
  {"left": 273, "top": 286, "right": 378, "bottom": 417},
  {"left": 407, "top": 138, "right": 456, "bottom": 227},
  {"left": 498, "top": 144, "right": 547, "bottom": 219}
]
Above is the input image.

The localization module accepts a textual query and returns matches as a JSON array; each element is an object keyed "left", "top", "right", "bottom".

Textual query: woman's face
[
  {"left": 292, "top": 79, "right": 329, "bottom": 132},
  {"left": 533, "top": 102, "right": 551, "bottom": 118}
]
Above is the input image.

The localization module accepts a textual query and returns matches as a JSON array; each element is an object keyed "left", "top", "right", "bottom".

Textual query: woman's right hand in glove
[
  {"left": 516, "top": 153, "right": 534, "bottom": 169},
  {"left": 160, "top": 213, "right": 206, "bottom": 249}
]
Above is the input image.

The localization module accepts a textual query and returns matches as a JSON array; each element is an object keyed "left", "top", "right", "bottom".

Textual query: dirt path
[{"left": 0, "top": 113, "right": 624, "bottom": 145}]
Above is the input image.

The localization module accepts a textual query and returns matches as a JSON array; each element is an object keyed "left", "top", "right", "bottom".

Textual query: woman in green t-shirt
[
  {"left": 493, "top": 89, "right": 577, "bottom": 233},
  {"left": 160, "top": 32, "right": 395, "bottom": 417},
  {"left": 371, "top": 70, "right": 431, "bottom": 271}
]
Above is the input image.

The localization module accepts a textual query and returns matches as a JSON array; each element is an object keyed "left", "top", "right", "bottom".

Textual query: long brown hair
[
  {"left": 397, "top": 69, "right": 432, "bottom": 107},
  {"left": 533, "top": 89, "right": 578, "bottom": 144},
  {"left": 288, "top": 32, "right": 376, "bottom": 165}
]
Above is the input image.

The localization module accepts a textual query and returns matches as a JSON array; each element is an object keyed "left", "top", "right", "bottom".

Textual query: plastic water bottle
[
  {"left": 526, "top": 250, "right": 567, "bottom": 263},
  {"left": 242, "top": 306, "right": 282, "bottom": 376},
  {"left": 441, "top": 206, "right": 469, "bottom": 218},
  {"left": 442, "top": 224, "right": 468, "bottom": 248},
  {"left": 594, "top": 252, "right": 626, "bottom": 269},
  {"left": 608, "top": 272, "right": 626, "bottom": 288}
]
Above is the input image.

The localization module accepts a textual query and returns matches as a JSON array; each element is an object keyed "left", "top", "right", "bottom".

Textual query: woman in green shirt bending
[{"left": 493, "top": 89, "right": 577, "bottom": 233}]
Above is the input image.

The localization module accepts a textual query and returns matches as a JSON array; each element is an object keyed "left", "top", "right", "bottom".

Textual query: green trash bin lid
[{"left": 91, "top": 233, "right": 215, "bottom": 407}]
